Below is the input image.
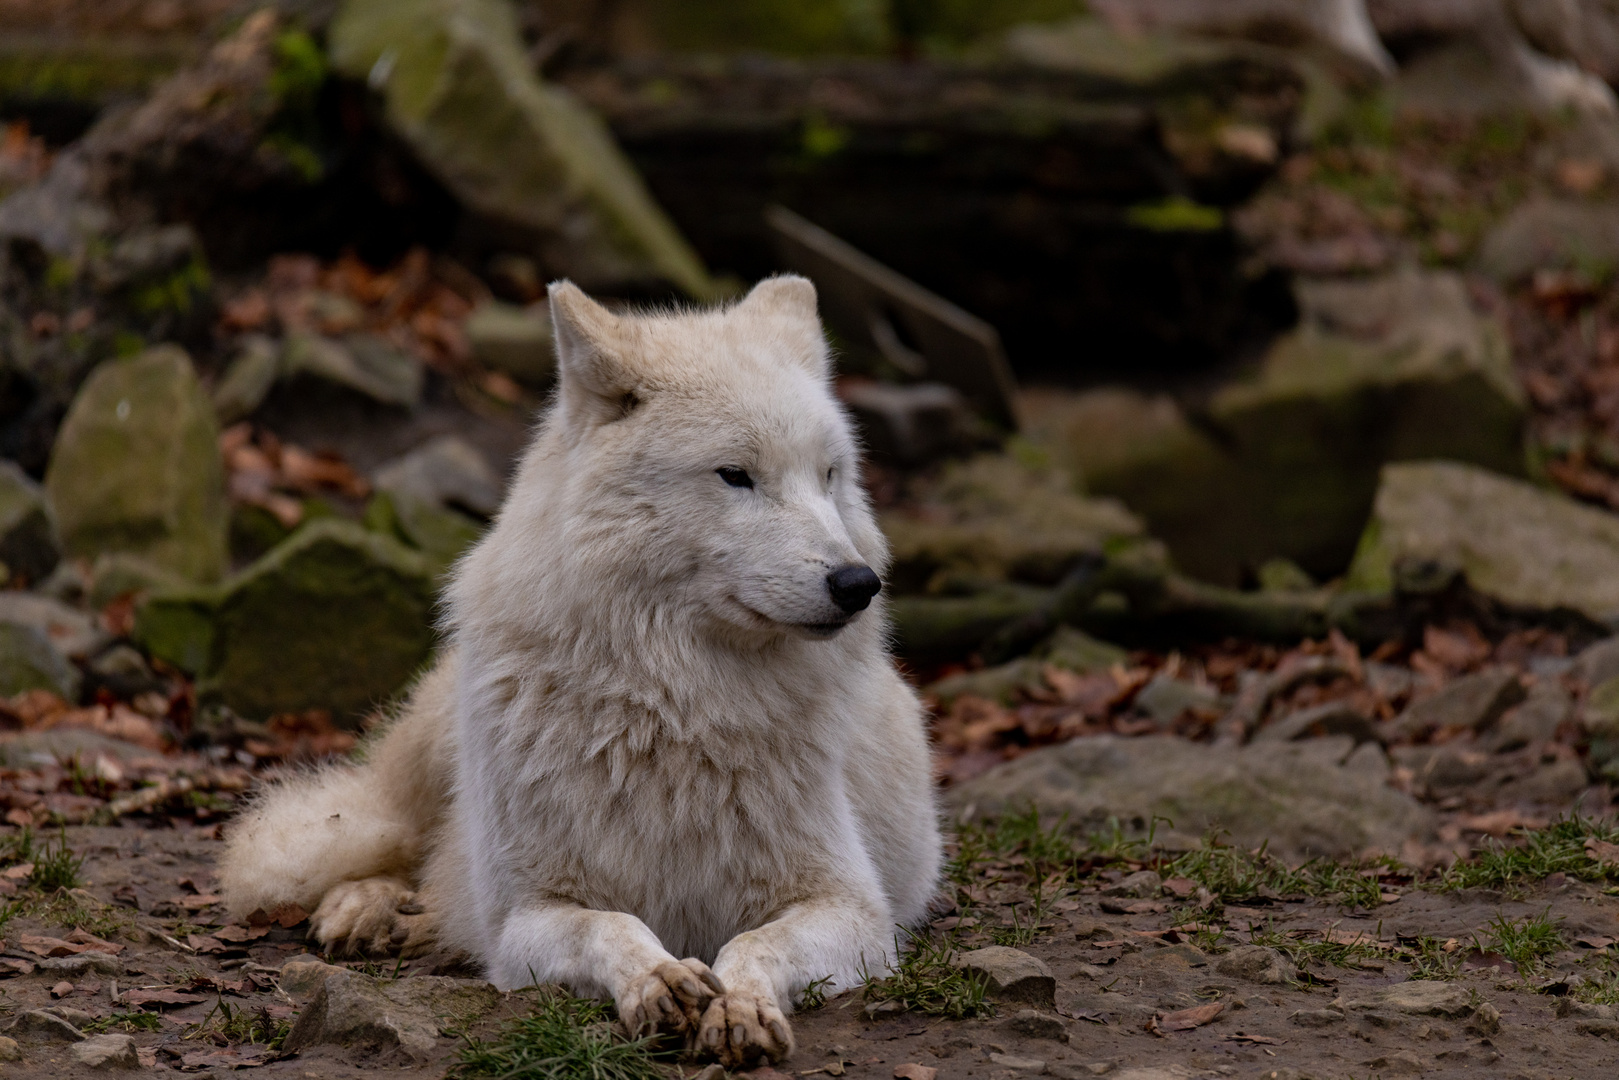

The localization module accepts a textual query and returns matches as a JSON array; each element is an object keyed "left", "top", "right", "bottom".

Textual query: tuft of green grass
[
  {"left": 185, "top": 998, "right": 290, "bottom": 1050},
  {"left": 861, "top": 929, "right": 993, "bottom": 1020},
  {"left": 797, "top": 974, "right": 835, "bottom": 1011},
  {"left": 84, "top": 1011, "right": 163, "bottom": 1034},
  {"left": 1245, "top": 922, "right": 1387, "bottom": 972},
  {"left": 1405, "top": 937, "right": 1464, "bottom": 981},
  {"left": 1483, "top": 910, "right": 1566, "bottom": 972},
  {"left": 28, "top": 829, "right": 84, "bottom": 892},
  {"left": 452, "top": 993, "right": 672, "bottom": 1080},
  {"left": 1164, "top": 834, "right": 1390, "bottom": 910},
  {"left": 1439, "top": 816, "right": 1619, "bottom": 893}
]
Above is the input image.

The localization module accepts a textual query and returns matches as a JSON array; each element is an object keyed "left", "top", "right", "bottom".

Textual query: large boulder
[
  {"left": 284, "top": 967, "right": 499, "bottom": 1062},
  {"left": 1032, "top": 269, "right": 1525, "bottom": 584},
  {"left": 0, "top": 623, "right": 80, "bottom": 701},
  {"left": 879, "top": 453, "right": 1144, "bottom": 595},
  {"left": 44, "top": 346, "right": 227, "bottom": 582},
  {"left": 134, "top": 519, "right": 437, "bottom": 722},
  {"left": 950, "top": 734, "right": 1434, "bottom": 862},
  {"left": 1346, "top": 460, "right": 1619, "bottom": 624},
  {"left": 328, "top": 0, "right": 716, "bottom": 298}
]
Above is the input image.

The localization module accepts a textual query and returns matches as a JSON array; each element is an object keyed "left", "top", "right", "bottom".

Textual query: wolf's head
[{"left": 474, "top": 275, "right": 888, "bottom": 647}]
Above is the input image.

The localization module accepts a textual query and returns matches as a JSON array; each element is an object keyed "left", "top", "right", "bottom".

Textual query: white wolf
[{"left": 218, "top": 275, "right": 943, "bottom": 1067}]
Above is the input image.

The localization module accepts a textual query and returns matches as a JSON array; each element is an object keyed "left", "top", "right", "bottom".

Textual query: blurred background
[{"left": 0, "top": 1, "right": 1617, "bottom": 857}]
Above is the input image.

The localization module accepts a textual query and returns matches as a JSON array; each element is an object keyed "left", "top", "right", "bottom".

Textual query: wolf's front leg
[
  {"left": 703, "top": 896, "right": 893, "bottom": 1068},
  {"left": 494, "top": 905, "right": 724, "bottom": 1036}
]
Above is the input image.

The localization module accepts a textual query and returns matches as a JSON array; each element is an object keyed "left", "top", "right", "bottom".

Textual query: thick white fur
[{"left": 219, "top": 275, "right": 943, "bottom": 1066}]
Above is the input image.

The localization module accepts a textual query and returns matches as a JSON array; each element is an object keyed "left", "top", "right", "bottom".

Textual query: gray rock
[
  {"left": 950, "top": 947, "right": 1055, "bottom": 1007},
  {"left": 0, "top": 729, "right": 156, "bottom": 768},
  {"left": 86, "top": 644, "right": 164, "bottom": 699},
  {"left": 70, "top": 1033, "right": 137, "bottom": 1069},
  {"left": 1003, "top": 1008, "right": 1068, "bottom": 1041},
  {"left": 1576, "top": 636, "right": 1619, "bottom": 687},
  {"left": 0, "top": 592, "right": 107, "bottom": 659},
  {"left": 0, "top": 622, "right": 78, "bottom": 699},
  {"left": 881, "top": 452, "right": 1143, "bottom": 593},
  {"left": 87, "top": 552, "right": 188, "bottom": 609},
  {"left": 1101, "top": 870, "right": 1162, "bottom": 898},
  {"left": 986, "top": 1052, "right": 1047, "bottom": 1072},
  {"left": 1392, "top": 670, "right": 1525, "bottom": 739},
  {"left": 1497, "top": 757, "right": 1590, "bottom": 805},
  {"left": 1214, "top": 945, "right": 1293, "bottom": 984},
  {"left": 1336, "top": 981, "right": 1474, "bottom": 1017},
  {"left": 1039, "top": 626, "right": 1128, "bottom": 673},
  {"left": 211, "top": 334, "right": 281, "bottom": 424},
  {"left": 44, "top": 345, "right": 227, "bottom": 582},
  {"left": 1477, "top": 197, "right": 1619, "bottom": 282},
  {"left": 1290, "top": 1008, "right": 1346, "bottom": 1027},
  {"left": 1362, "top": 1050, "right": 1425, "bottom": 1075},
  {"left": 278, "top": 958, "right": 346, "bottom": 1001},
  {"left": 1256, "top": 701, "right": 1376, "bottom": 744},
  {"left": 952, "top": 735, "right": 1434, "bottom": 862},
  {"left": 373, "top": 436, "right": 502, "bottom": 519},
  {"left": 282, "top": 333, "right": 422, "bottom": 409},
  {"left": 135, "top": 518, "right": 437, "bottom": 722},
  {"left": 5, "top": 1008, "right": 85, "bottom": 1042},
  {"left": 842, "top": 381, "right": 981, "bottom": 467},
  {"left": 0, "top": 462, "right": 58, "bottom": 583},
  {"left": 466, "top": 301, "right": 554, "bottom": 385},
  {"left": 328, "top": 0, "right": 715, "bottom": 298},
  {"left": 284, "top": 969, "right": 499, "bottom": 1062},
  {"left": 1346, "top": 461, "right": 1619, "bottom": 624},
  {"left": 1489, "top": 680, "right": 1573, "bottom": 751},
  {"left": 37, "top": 953, "right": 123, "bottom": 977},
  {"left": 1133, "top": 675, "right": 1220, "bottom": 724}
]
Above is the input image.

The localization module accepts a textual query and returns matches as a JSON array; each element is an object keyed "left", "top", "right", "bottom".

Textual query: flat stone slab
[{"left": 950, "top": 734, "right": 1434, "bottom": 862}]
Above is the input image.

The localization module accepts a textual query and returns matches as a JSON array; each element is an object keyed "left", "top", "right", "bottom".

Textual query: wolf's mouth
[{"left": 795, "top": 620, "right": 850, "bottom": 639}]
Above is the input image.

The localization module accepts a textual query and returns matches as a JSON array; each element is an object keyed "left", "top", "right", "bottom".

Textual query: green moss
[
  {"left": 801, "top": 114, "right": 851, "bottom": 159},
  {"left": 199, "top": 519, "right": 437, "bottom": 720},
  {"left": 1126, "top": 196, "right": 1224, "bottom": 233},
  {"left": 0, "top": 42, "right": 185, "bottom": 103},
  {"left": 133, "top": 587, "right": 221, "bottom": 674},
  {"left": 131, "top": 257, "right": 211, "bottom": 316},
  {"left": 270, "top": 29, "right": 326, "bottom": 109}
]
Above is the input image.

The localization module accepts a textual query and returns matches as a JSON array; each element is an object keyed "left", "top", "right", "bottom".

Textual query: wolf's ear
[
  {"left": 737, "top": 275, "right": 830, "bottom": 377},
  {"left": 549, "top": 280, "right": 639, "bottom": 427}
]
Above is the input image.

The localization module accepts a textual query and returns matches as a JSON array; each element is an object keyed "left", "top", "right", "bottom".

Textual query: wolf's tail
[{"left": 217, "top": 657, "right": 458, "bottom": 919}]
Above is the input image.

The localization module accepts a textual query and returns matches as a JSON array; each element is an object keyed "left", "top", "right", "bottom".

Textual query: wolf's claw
[
  {"left": 619, "top": 958, "right": 725, "bottom": 1037},
  {"left": 698, "top": 991, "right": 794, "bottom": 1068}
]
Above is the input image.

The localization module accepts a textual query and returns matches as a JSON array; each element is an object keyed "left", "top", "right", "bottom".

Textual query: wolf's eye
[
  {"left": 827, "top": 466, "right": 835, "bottom": 485},
  {"left": 717, "top": 467, "right": 754, "bottom": 489}
]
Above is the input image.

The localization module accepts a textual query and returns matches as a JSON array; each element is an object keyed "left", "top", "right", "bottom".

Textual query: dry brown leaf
[
  {"left": 894, "top": 1066, "right": 938, "bottom": 1080},
  {"left": 1158, "top": 1002, "right": 1224, "bottom": 1031},
  {"left": 1587, "top": 838, "right": 1619, "bottom": 867}
]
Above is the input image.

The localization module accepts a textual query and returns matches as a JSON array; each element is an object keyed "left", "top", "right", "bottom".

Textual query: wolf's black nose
[{"left": 827, "top": 564, "right": 882, "bottom": 614}]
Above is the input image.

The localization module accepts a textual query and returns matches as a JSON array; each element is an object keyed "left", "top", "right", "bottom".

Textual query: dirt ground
[{"left": 0, "top": 821, "right": 1610, "bottom": 1079}]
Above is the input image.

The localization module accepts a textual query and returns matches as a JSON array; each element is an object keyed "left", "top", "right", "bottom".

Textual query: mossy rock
[
  {"left": 0, "top": 622, "right": 79, "bottom": 700},
  {"left": 136, "top": 519, "right": 437, "bottom": 722},
  {"left": 328, "top": 0, "right": 715, "bottom": 298},
  {"left": 43, "top": 346, "right": 227, "bottom": 583},
  {"left": 1031, "top": 270, "right": 1525, "bottom": 585},
  {"left": 1346, "top": 460, "right": 1619, "bottom": 625},
  {"left": 879, "top": 452, "right": 1144, "bottom": 595}
]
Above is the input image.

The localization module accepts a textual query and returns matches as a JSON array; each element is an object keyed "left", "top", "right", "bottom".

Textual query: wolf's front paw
[
  {"left": 618, "top": 958, "right": 725, "bottom": 1037},
  {"left": 698, "top": 991, "right": 794, "bottom": 1068},
  {"left": 309, "top": 877, "right": 419, "bottom": 955}
]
